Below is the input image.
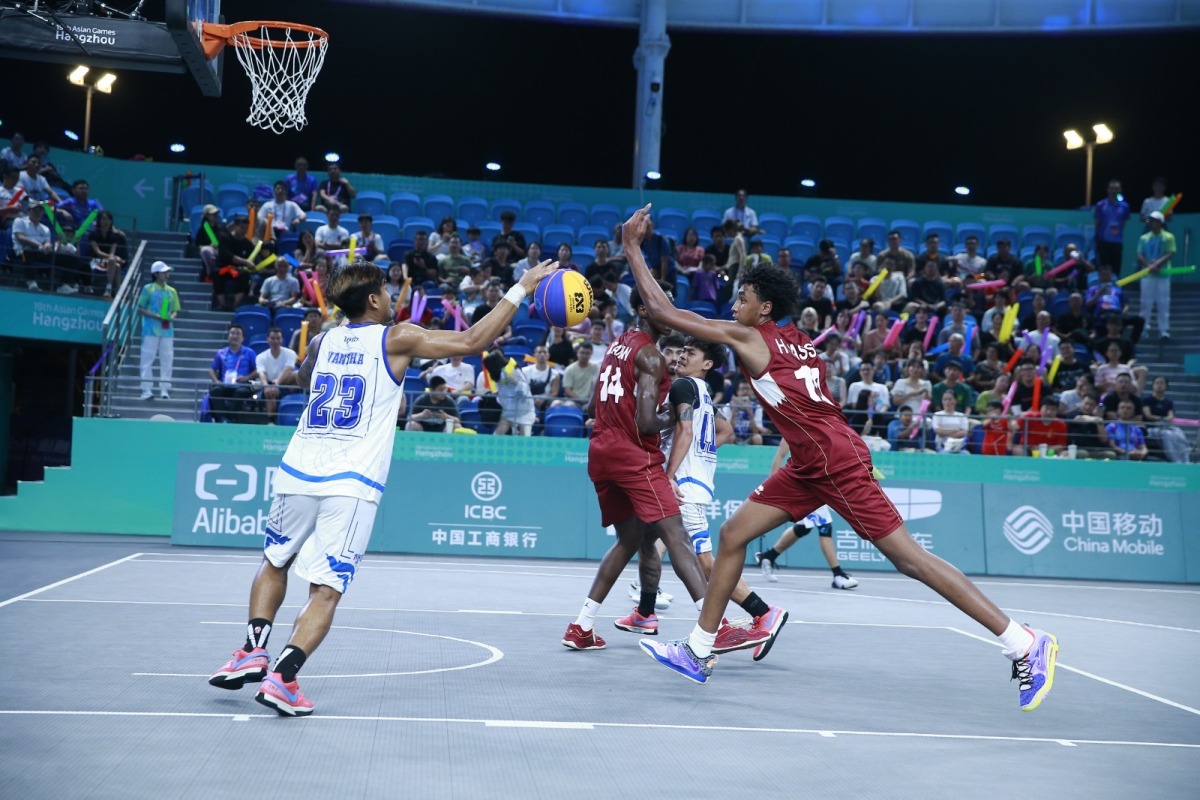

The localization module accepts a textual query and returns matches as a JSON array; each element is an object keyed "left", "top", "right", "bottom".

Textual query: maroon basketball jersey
[
  {"left": 590, "top": 329, "right": 670, "bottom": 466},
  {"left": 738, "top": 319, "right": 873, "bottom": 474}
]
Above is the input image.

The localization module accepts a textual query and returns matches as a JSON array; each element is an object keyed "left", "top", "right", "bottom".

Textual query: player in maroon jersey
[{"left": 625, "top": 207, "right": 1058, "bottom": 711}]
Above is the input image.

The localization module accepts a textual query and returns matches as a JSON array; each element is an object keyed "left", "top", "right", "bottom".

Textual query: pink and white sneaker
[
  {"left": 208, "top": 648, "right": 270, "bottom": 690},
  {"left": 255, "top": 672, "right": 314, "bottom": 717}
]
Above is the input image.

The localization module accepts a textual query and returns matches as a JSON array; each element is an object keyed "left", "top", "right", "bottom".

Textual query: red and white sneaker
[
  {"left": 562, "top": 623, "right": 606, "bottom": 650},
  {"left": 750, "top": 606, "right": 789, "bottom": 662},
  {"left": 255, "top": 672, "right": 314, "bottom": 717},
  {"left": 614, "top": 607, "right": 659, "bottom": 635},
  {"left": 208, "top": 647, "right": 270, "bottom": 690},
  {"left": 712, "top": 618, "right": 770, "bottom": 654}
]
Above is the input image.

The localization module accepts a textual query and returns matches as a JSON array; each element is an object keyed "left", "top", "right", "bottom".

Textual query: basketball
[{"left": 536, "top": 269, "right": 593, "bottom": 328}]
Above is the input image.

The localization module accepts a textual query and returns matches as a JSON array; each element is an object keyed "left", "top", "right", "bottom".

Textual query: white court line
[
  {"left": 0, "top": 553, "right": 142, "bottom": 609},
  {"left": 769, "top": 586, "right": 1200, "bottom": 634},
  {"left": 0, "top": 709, "right": 1195, "bottom": 749},
  {"left": 945, "top": 627, "right": 1200, "bottom": 718},
  {"left": 135, "top": 552, "right": 602, "bottom": 573},
  {"left": 762, "top": 572, "right": 1200, "bottom": 595},
  {"left": 128, "top": 559, "right": 601, "bottom": 581}
]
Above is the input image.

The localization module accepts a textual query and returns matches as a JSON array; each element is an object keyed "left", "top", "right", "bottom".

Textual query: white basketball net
[{"left": 230, "top": 25, "right": 328, "bottom": 134}]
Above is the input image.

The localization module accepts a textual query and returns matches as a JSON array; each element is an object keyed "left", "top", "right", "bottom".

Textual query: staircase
[
  {"left": 1124, "top": 281, "right": 1200, "bottom": 425},
  {"left": 105, "top": 231, "right": 233, "bottom": 421}
]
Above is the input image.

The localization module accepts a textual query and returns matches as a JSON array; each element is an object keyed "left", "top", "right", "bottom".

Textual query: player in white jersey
[{"left": 209, "top": 258, "right": 558, "bottom": 716}]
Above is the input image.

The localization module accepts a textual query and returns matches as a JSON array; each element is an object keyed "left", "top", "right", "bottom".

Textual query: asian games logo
[
  {"left": 471, "top": 471, "right": 503, "bottom": 502},
  {"left": 1003, "top": 505, "right": 1054, "bottom": 555}
]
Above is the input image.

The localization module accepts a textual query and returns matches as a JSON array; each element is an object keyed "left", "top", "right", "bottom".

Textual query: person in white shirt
[
  {"left": 845, "top": 360, "right": 891, "bottom": 435},
  {"left": 423, "top": 355, "right": 476, "bottom": 395},
  {"left": 17, "top": 155, "right": 60, "bottom": 204},
  {"left": 521, "top": 344, "right": 561, "bottom": 412},
  {"left": 953, "top": 235, "right": 988, "bottom": 279},
  {"left": 12, "top": 202, "right": 53, "bottom": 291},
  {"left": 932, "top": 391, "right": 971, "bottom": 452},
  {"left": 1018, "top": 311, "right": 1061, "bottom": 362},
  {"left": 511, "top": 241, "right": 542, "bottom": 283},
  {"left": 314, "top": 206, "right": 349, "bottom": 256},
  {"left": 255, "top": 327, "right": 299, "bottom": 423},
  {"left": 0, "top": 131, "right": 27, "bottom": 170},
  {"left": 847, "top": 237, "right": 877, "bottom": 275},
  {"left": 259, "top": 181, "right": 306, "bottom": 237},
  {"left": 1139, "top": 177, "right": 1170, "bottom": 223},
  {"left": 891, "top": 359, "right": 933, "bottom": 412},
  {"left": 258, "top": 260, "right": 302, "bottom": 310},
  {"left": 353, "top": 214, "right": 386, "bottom": 260},
  {"left": 722, "top": 188, "right": 759, "bottom": 233}
]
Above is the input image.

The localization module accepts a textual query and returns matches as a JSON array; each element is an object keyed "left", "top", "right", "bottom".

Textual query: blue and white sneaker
[
  {"left": 1012, "top": 626, "right": 1058, "bottom": 712},
  {"left": 639, "top": 638, "right": 717, "bottom": 684}
]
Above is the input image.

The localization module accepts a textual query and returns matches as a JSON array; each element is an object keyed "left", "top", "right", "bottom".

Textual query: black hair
[
  {"left": 228, "top": 323, "right": 244, "bottom": 334},
  {"left": 429, "top": 375, "right": 447, "bottom": 389},
  {"left": 684, "top": 337, "right": 727, "bottom": 369},
  {"left": 1, "top": 167, "right": 17, "bottom": 180},
  {"left": 328, "top": 261, "right": 386, "bottom": 318},
  {"left": 899, "top": 404, "right": 913, "bottom": 413},
  {"left": 657, "top": 333, "right": 686, "bottom": 350},
  {"left": 268, "top": 327, "right": 283, "bottom": 337},
  {"left": 72, "top": 179, "right": 88, "bottom": 189},
  {"left": 738, "top": 263, "right": 797, "bottom": 321},
  {"left": 629, "top": 280, "right": 673, "bottom": 314},
  {"left": 273, "top": 180, "right": 287, "bottom": 190},
  {"left": 483, "top": 351, "right": 508, "bottom": 381}
]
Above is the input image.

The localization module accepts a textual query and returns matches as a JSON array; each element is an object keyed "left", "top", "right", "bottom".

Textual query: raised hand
[
  {"left": 622, "top": 204, "right": 653, "bottom": 249},
  {"left": 518, "top": 259, "right": 561, "bottom": 293}
]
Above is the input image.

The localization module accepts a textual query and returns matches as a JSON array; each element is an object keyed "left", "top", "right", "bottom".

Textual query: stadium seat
[
  {"left": 675, "top": 275, "right": 690, "bottom": 307},
  {"left": 276, "top": 395, "right": 308, "bottom": 427},
  {"left": 513, "top": 320, "right": 549, "bottom": 345},
  {"left": 222, "top": 205, "right": 248, "bottom": 221},
  {"left": 1019, "top": 245, "right": 1037, "bottom": 262},
  {"left": 574, "top": 251, "right": 595, "bottom": 269},
  {"left": 273, "top": 308, "right": 307, "bottom": 342},
  {"left": 688, "top": 300, "right": 718, "bottom": 318},
  {"left": 402, "top": 216, "right": 436, "bottom": 240},
  {"left": 490, "top": 198, "right": 522, "bottom": 221},
  {"left": 657, "top": 208, "right": 690, "bottom": 235},
  {"left": 790, "top": 215, "right": 822, "bottom": 240},
  {"left": 370, "top": 216, "right": 401, "bottom": 246},
  {"left": 624, "top": 205, "right": 643, "bottom": 220},
  {"left": 456, "top": 196, "right": 489, "bottom": 226},
  {"left": 388, "top": 192, "right": 421, "bottom": 222},
  {"left": 692, "top": 209, "right": 722, "bottom": 233},
  {"left": 354, "top": 191, "right": 387, "bottom": 219},
  {"left": 783, "top": 236, "right": 816, "bottom": 262},
  {"left": 557, "top": 202, "right": 589, "bottom": 231},
  {"left": 1021, "top": 225, "right": 1052, "bottom": 249},
  {"left": 1049, "top": 294, "right": 1071, "bottom": 321},
  {"left": 824, "top": 216, "right": 855, "bottom": 243},
  {"left": 421, "top": 195, "right": 453, "bottom": 223},
  {"left": 923, "top": 220, "right": 953, "bottom": 246},
  {"left": 476, "top": 221, "right": 502, "bottom": 242},
  {"left": 541, "top": 225, "right": 575, "bottom": 252},
  {"left": 513, "top": 222, "right": 540, "bottom": 245},
  {"left": 986, "top": 223, "right": 1018, "bottom": 247},
  {"left": 857, "top": 217, "right": 887, "bottom": 244},
  {"left": 523, "top": 201, "right": 556, "bottom": 230},
  {"left": 890, "top": 219, "right": 920, "bottom": 251},
  {"left": 402, "top": 376, "right": 428, "bottom": 412},
  {"left": 387, "top": 241, "right": 411, "bottom": 263},
  {"left": 217, "top": 183, "right": 250, "bottom": 212},
  {"left": 275, "top": 233, "right": 300, "bottom": 257},
  {"left": 956, "top": 222, "right": 986, "bottom": 247},
  {"left": 297, "top": 211, "right": 327, "bottom": 235},
  {"left": 233, "top": 307, "right": 270, "bottom": 342},
  {"left": 759, "top": 236, "right": 781, "bottom": 259},
  {"left": 758, "top": 213, "right": 789, "bottom": 241},
  {"left": 179, "top": 182, "right": 215, "bottom": 213},
  {"left": 590, "top": 204, "right": 622, "bottom": 231},
  {"left": 543, "top": 405, "right": 586, "bottom": 437},
  {"left": 188, "top": 206, "right": 209, "bottom": 242},
  {"left": 1054, "top": 228, "right": 1087, "bottom": 253},
  {"left": 576, "top": 225, "right": 609, "bottom": 249},
  {"left": 830, "top": 239, "right": 851, "bottom": 265}
]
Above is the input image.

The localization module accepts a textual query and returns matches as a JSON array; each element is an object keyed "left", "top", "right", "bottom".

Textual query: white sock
[
  {"left": 687, "top": 624, "right": 717, "bottom": 659},
  {"left": 574, "top": 598, "right": 601, "bottom": 632},
  {"left": 997, "top": 619, "right": 1034, "bottom": 660},
  {"left": 694, "top": 598, "right": 704, "bottom": 612}
]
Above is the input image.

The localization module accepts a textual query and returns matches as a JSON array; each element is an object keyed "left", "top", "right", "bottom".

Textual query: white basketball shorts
[
  {"left": 262, "top": 494, "right": 378, "bottom": 593},
  {"left": 680, "top": 502, "right": 713, "bottom": 555}
]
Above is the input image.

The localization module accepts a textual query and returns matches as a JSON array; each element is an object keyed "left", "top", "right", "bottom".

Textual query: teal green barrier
[
  {"left": 0, "top": 291, "right": 107, "bottom": 344},
  {"left": 1, "top": 419, "right": 1197, "bottom": 582}
]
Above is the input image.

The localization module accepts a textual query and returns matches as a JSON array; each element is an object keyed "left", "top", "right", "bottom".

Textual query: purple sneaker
[
  {"left": 1012, "top": 626, "right": 1058, "bottom": 712},
  {"left": 639, "top": 638, "right": 717, "bottom": 684}
]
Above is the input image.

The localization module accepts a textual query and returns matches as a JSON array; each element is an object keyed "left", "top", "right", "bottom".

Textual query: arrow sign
[{"left": 133, "top": 179, "right": 154, "bottom": 198}]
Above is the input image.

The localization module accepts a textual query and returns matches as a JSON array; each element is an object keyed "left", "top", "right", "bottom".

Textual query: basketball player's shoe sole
[
  {"left": 562, "top": 623, "right": 607, "bottom": 650},
  {"left": 614, "top": 608, "right": 658, "bottom": 635},
  {"left": 1013, "top": 627, "right": 1058, "bottom": 712},
  {"left": 750, "top": 606, "right": 789, "bottom": 662},
  {"left": 208, "top": 647, "right": 270, "bottom": 690},
  {"left": 639, "top": 639, "right": 717, "bottom": 684},
  {"left": 255, "top": 672, "right": 314, "bottom": 717}
]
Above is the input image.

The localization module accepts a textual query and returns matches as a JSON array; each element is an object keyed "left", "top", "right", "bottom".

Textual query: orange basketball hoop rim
[{"left": 200, "top": 21, "right": 328, "bottom": 59}]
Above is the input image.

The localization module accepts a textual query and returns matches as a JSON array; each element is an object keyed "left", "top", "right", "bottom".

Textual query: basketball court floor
[{"left": 2, "top": 531, "right": 1197, "bottom": 799}]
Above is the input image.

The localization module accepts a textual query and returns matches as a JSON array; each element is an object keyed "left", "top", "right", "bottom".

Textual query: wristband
[{"left": 504, "top": 284, "right": 528, "bottom": 306}]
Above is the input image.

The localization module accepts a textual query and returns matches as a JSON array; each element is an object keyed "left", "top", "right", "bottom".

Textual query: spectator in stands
[
  {"left": 1050, "top": 341, "right": 1088, "bottom": 393},
  {"left": 1054, "top": 292, "right": 1091, "bottom": 346},
  {"left": 87, "top": 210, "right": 127, "bottom": 299},
  {"left": 704, "top": 225, "right": 730, "bottom": 274},
  {"left": 1093, "top": 178, "right": 1130, "bottom": 274},
  {"left": 936, "top": 302, "right": 973, "bottom": 348},
  {"left": 898, "top": 341, "right": 927, "bottom": 373},
  {"left": 400, "top": 229, "right": 438, "bottom": 283},
  {"left": 891, "top": 359, "right": 933, "bottom": 412},
  {"left": 11, "top": 202, "right": 53, "bottom": 291},
  {"left": 932, "top": 391, "right": 970, "bottom": 453},
  {"left": 639, "top": 216, "right": 673, "bottom": 282},
  {"left": 848, "top": 237, "right": 876, "bottom": 275},
  {"left": 522, "top": 345, "right": 561, "bottom": 412},
  {"left": 1106, "top": 400, "right": 1148, "bottom": 460},
  {"left": 136, "top": 260, "right": 179, "bottom": 400},
  {"left": 459, "top": 264, "right": 487, "bottom": 310},
  {"left": 985, "top": 238, "right": 1023, "bottom": 285},
  {"left": 55, "top": 179, "right": 101, "bottom": 234},
  {"left": 872, "top": 253, "right": 909, "bottom": 313},
  {"left": 547, "top": 327, "right": 576, "bottom": 367},
  {"left": 931, "top": 333, "right": 974, "bottom": 383},
  {"left": 1064, "top": 394, "right": 1115, "bottom": 459},
  {"left": 1090, "top": 312, "right": 1137, "bottom": 365},
  {"left": 0, "top": 167, "right": 24, "bottom": 223},
  {"left": 974, "top": 371, "right": 1010, "bottom": 415},
  {"left": 1018, "top": 293, "right": 1047, "bottom": 334},
  {"left": 931, "top": 361, "right": 971, "bottom": 411},
  {"left": 970, "top": 343, "right": 1002, "bottom": 393},
  {"left": 214, "top": 215, "right": 255, "bottom": 311},
  {"left": 980, "top": 287, "right": 1010, "bottom": 331},
  {"left": 688, "top": 254, "right": 720, "bottom": 304},
  {"left": 288, "top": 307, "right": 323, "bottom": 354},
  {"left": 1018, "top": 311, "right": 1061, "bottom": 361},
  {"left": 315, "top": 206, "right": 350, "bottom": 259},
  {"left": 194, "top": 205, "right": 224, "bottom": 284},
  {"left": 491, "top": 211, "right": 526, "bottom": 262},
  {"left": 351, "top": 214, "right": 385, "bottom": 261},
  {"left": 862, "top": 312, "right": 902, "bottom": 362},
  {"left": 953, "top": 235, "right": 987, "bottom": 280},
  {"left": 512, "top": 241, "right": 542, "bottom": 283},
  {"left": 207, "top": 323, "right": 259, "bottom": 423},
  {"left": 17, "top": 155, "right": 61, "bottom": 204},
  {"left": 284, "top": 157, "right": 319, "bottom": 211},
  {"left": 901, "top": 305, "right": 934, "bottom": 347},
  {"left": 405, "top": 376, "right": 461, "bottom": 433},
  {"left": 845, "top": 360, "right": 891, "bottom": 435},
  {"left": 881, "top": 229, "right": 916, "bottom": 279},
  {"left": 1140, "top": 177, "right": 1170, "bottom": 224},
  {"left": 292, "top": 229, "right": 318, "bottom": 269},
  {"left": 582, "top": 240, "right": 614, "bottom": 282},
  {"left": 470, "top": 281, "right": 507, "bottom": 326},
  {"left": 804, "top": 239, "right": 842, "bottom": 289},
  {"left": 383, "top": 262, "right": 406, "bottom": 302},
  {"left": 463, "top": 225, "right": 486, "bottom": 264},
  {"left": 0, "top": 131, "right": 26, "bottom": 169},
  {"left": 559, "top": 341, "right": 599, "bottom": 409},
  {"left": 31, "top": 142, "right": 68, "bottom": 192},
  {"left": 775, "top": 247, "right": 795, "bottom": 275},
  {"left": 586, "top": 319, "right": 610, "bottom": 360},
  {"left": 1059, "top": 373, "right": 1093, "bottom": 412},
  {"left": 1136, "top": 210, "right": 1175, "bottom": 339},
  {"left": 724, "top": 380, "right": 766, "bottom": 445},
  {"left": 421, "top": 355, "right": 476, "bottom": 396},
  {"left": 554, "top": 243, "right": 579, "bottom": 275},
  {"left": 259, "top": 181, "right": 306, "bottom": 239},
  {"left": 258, "top": 259, "right": 301, "bottom": 310},
  {"left": 424, "top": 217, "right": 454, "bottom": 257},
  {"left": 315, "top": 162, "right": 355, "bottom": 213},
  {"left": 484, "top": 351, "right": 536, "bottom": 436},
  {"left": 1143, "top": 376, "right": 1191, "bottom": 462},
  {"left": 256, "top": 327, "right": 298, "bottom": 422},
  {"left": 439, "top": 234, "right": 474, "bottom": 285},
  {"left": 977, "top": 400, "right": 1011, "bottom": 456},
  {"left": 838, "top": 282, "right": 868, "bottom": 316},
  {"left": 722, "top": 188, "right": 759, "bottom": 233},
  {"left": 914, "top": 233, "right": 955, "bottom": 287},
  {"left": 1101, "top": 371, "right": 1143, "bottom": 419},
  {"left": 1095, "top": 343, "right": 1145, "bottom": 395},
  {"left": 1012, "top": 395, "right": 1067, "bottom": 457},
  {"left": 796, "top": 306, "right": 820, "bottom": 339},
  {"left": 888, "top": 405, "right": 926, "bottom": 451},
  {"left": 676, "top": 228, "right": 704, "bottom": 273},
  {"left": 1010, "top": 361, "right": 1040, "bottom": 412},
  {"left": 908, "top": 261, "right": 947, "bottom": 315},
  {"left": 800, "top": 277, "right": 834, "bottom": 330}
]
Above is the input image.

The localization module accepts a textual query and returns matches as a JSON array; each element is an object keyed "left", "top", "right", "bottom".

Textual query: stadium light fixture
[
  {"left": 1064, "top": 123, "right": 1114, "bottom": 207},
  {"left": 67, "top": 68, "right": 116, "bottom": 151},
  {"left": 1062, "top": 129, "right": 1084, "bottom": 150},
  {"left": 954, "top": 186, "right": 970, "bottom": 196},
  {"left": 485, "top": 162, "right": 502, "bottom": 172},
  {"left": 68, "top": 65, "right": 90, "bottom": 86},
  {"left": 95, "top": 73, "right": 117, "bottom": 94},
  {"left": 800, "top": 179, "right": 816, "bottom": 188},
  {"left": 1092, "top": 123, "right": 1113, "bottom": 144},
  {"left": 645, "top": 170, "right": 661, "bottom": 181},
  {"left": 324, "top": 151, "right": 340, "bottom": 163},
  {"left": 64, "top": 130, "right": 80, "bottom": 142},
  {"left": 169, "top": 143, "right": 186, "bottom": 154}
]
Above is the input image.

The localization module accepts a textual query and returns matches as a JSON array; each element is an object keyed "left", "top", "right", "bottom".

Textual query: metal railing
[{"left": 83, "top": 239, "right": 147, "bottom": 418}]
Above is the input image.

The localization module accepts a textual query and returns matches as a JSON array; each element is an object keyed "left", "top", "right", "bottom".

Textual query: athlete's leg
[
  {"left": 698, "top": 500, "right": 792, "bottom": 634},
  {"left": 818, "top": 534, "right": 838, "bottom": 568},
  {"left": 636, "top": 531, "right": 663, "bottom": 601},
  {"left": 283, "top": 582, "right": 343, "bottom": 654},
  {"left": 771, "top": 526, "right": 801, "bottom": 555},
  {"left": 647, "top": 515, "right": 708, "bottom": 603},
  {"left": 584, "top": 515, "right": 646, "bottom": 604},
  {"left": 248, "top": 555, "right": 291, "bottom": 621}
]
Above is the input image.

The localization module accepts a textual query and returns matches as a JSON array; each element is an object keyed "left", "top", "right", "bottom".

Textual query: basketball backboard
[{"left": 165, "top": 0, "right": 224, "bottom": 97}]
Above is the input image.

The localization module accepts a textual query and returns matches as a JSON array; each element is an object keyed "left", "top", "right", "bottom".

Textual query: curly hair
[{"left": 738, "top": 264, "right": 797, "bottom": 321}]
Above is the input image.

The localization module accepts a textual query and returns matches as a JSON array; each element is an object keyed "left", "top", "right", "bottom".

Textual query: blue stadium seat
[
  {"left": 692, "top": 209, "right": 722, "bottom": 233},
  {"left": 576, "top": 225, "right": 609, "bottom": 249},
  {"left": 790, "top": 214, "right": 822, "bottom": 240},
  {"left": 456, "top": 196, "right": 489, "bottom": 226},
  {"left": 758, "top": 213, "right": 789, "bottom": 241},
  {"left": 923, "top": 220, "right": 953, "bottom": 246},
  {"left": 513, "top": 320, "right": 549, "bottom": 345},
  {"left": 233, "top": 307, "right": 270, "bottom": 342},
  {"left": 657, "top": 228, "right": 680, "bottom": 246},
  {"left": 574, "top": 251, "right": 595, "bottom": 269},
  {"left": 490, "top": 198, "right": 522, "bottom": 221},
  {"left": 217, "top": 183, "right": 250, "bottom": 212},
  {"left": 688, "top": 301, "right": 718, "bottom": 318},
  {"left": 354, "top": 191, "right": 387, "bottom": 219},
  {"left": 275, "top": 233, "right": 300, "bottom": 257},
  {"left": 179, "top": 182, "right": 215, "bottom": 213},
  {"left": 423, "top": 195, "right": 454, "bottom": 222},
  {"left": 1021, "top": 225, "right": 1052, "bottom": 249},
  {"left": 890, "top": 219, "right": 920, "bottom": 251},
  {"left": 387, "top": 241, "right": 411, "bottom": 263},
  {"left": 675, "top": 275, "right": 690, "bottom": 307},
  {"left": 759, "top": 236, "right": 781, "bottom": 259},
  {"left": 273, "top": 308, "right": 307, "bottom": 342},
  {"left": 1019, "top": 245, "right": 1037, "bottom": 262},
  {"left": 987, "top": 224, "right": 1018, "bottom": 247},
  {"left": 189, "top": 206, "right": 209, "bottom": 242},
  {"left": 543, "top": 405, "right": 586, "bottom": 437},
  {"left": 825, "top": 216, "right": 855, "bottom": 243},
  {"left": 590, "top": 204, "right": 622, "bottom": 231},
  {"left": 402, "top": 216, "right": 436, "bottom": 240},
  {"left": 403, "top": 376, "right": 428, "bottom": 412},
  {"left": 857, "top": 217, "right": 887, "bottom": 245},
  {"left": 557, "top": 202, "right": 589, "bottom": 231},
  {"left": 523, "top": 201, "right": 555, "bottom": 230},
  {"left": 388, "top": 192, "right": 421, "bottom": 222},
  {"left": 276, "top": 395, "right": 309, "bottom": 427},
  {"left": 624, "top": 205, "right": 643, "bottom": 220},
  {"left": 244, "top": 336, "right": 269, "bottom": 356},
  {"left": 222, "top": 205, "right": 248, "bottom": 221},
  {"left": 783, "top": 236, "right": 816, "bottom": 262},
  {"left": 1054, "top": 228, "right": 1086, "bottom": 253},
  {"left": 956, "top": 222, "right": 986, "bottom": 247},
  {"left": 656, "top": 208, "right": 689, "bottom": 234},
  {"left": 513, "top": 222, "right": 540, "bottom": 245},
  {"left": 297, "top": 211, "right": 327, "bottom": 236},
  {"left": 830, "top": 239, "right": 851, "bottom": 265},
  {"left": 541, "top": 225, "right": 575, "bottom": 252},
  {"left": 1049, "top": 294, "right": 1071, "bottom": 321},
  {"left": 476, "top": 221, "right": 502, "bottom": 242},
  {"left": 369, "top": 215, "right": 401, "bottom": 246}
]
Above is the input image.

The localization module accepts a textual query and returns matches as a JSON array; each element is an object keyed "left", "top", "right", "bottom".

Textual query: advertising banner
[
  {"left": 0, "top": 293, "right": 106, "bottom": 345},
  {"left": 172, "top": 453, "right": 280, "bottom": 549}
]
